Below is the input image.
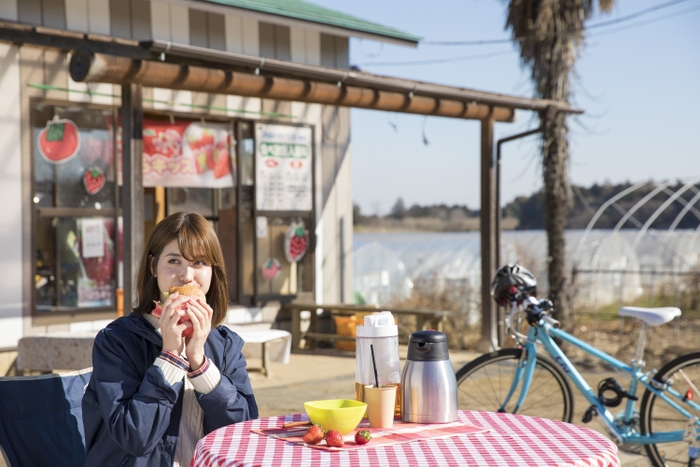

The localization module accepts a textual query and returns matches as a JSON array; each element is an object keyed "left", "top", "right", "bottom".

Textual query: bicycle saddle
[{"left": 618, "top": 306, "right": 681, "bottom": 326}]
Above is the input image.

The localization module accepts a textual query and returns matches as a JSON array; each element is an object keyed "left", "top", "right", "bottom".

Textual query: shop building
[
  {"left": 0, "top": 0, "right": 423, "bottom": 371},
  {"left": 0, "top": 0, "right": 578, "bottom": 372}
]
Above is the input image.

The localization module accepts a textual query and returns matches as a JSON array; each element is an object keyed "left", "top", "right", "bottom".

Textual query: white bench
[{"left": 225, "top": 307, "right": 291, "bottom": 378}]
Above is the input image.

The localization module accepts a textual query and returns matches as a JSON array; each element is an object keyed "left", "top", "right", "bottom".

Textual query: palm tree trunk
[{"left": 542, "top": 110, "right": 572, "bottom": 332}]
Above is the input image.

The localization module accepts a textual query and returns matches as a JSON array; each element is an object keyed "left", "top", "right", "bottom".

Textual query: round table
[{"left": 191, "top": 410, "right": 620, "bottom": 467}]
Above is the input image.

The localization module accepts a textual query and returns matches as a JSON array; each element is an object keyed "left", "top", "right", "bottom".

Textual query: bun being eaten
[
  {"left": 151, "top": 286, "right": 206, "bottom": 337},
  {"left": 168, "top": 285, "right": 206, "bottom": 301}
]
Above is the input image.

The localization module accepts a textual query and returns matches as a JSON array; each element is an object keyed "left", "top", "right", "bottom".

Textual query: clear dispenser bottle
[{"left": 354, "top": 311, "right": 401, "bottom": 416}]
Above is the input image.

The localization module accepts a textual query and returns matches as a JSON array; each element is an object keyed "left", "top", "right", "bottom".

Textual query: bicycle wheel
[
  {"left": 640, "top": 351, "right": 700, "bottom": 467},
  {"left": 456, "top": 348, "right": 573, "bottom": 422}
]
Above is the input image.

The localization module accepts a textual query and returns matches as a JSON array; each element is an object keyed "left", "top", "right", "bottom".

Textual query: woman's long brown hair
[{"left": 134, "top": 212, "right": 229, "bottom": 327}]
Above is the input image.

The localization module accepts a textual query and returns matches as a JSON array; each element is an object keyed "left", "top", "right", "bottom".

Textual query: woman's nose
[{"left": 179, "top": 265, "right": 194, "bottom": 282}]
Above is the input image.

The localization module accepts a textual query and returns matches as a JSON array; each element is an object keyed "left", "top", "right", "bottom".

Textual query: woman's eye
[{"left": 168, "top": 259, "right": 180, "bottom": 264}]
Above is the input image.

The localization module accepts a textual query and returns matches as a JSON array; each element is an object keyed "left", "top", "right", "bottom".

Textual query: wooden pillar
[
  {"left": 121, "top": 84, "right": 144, "bottom": 311},
  {"left": 478, "top": 113, "right": 497, "bottom": 352}
]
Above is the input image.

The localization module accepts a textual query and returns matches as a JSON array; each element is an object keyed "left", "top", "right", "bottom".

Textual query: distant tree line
[
  {"left": 353, "top": 198, "right": 478, "bottom": 226},
  {"left": 355, "top": 181, "right": 700, "bottom": 230}
]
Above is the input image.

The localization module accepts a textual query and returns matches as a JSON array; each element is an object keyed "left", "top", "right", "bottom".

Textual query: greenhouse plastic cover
[{"left": 353, "top": 230, "right": 700, "bottom": 306}]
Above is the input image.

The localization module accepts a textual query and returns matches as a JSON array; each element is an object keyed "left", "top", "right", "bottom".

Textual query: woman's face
[{"left": 153, "top": 239, "right": 212, "bottom": 301}]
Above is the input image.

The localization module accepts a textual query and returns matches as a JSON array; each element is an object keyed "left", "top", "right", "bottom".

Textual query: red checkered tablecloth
[{"left": 190, "top": 410, "right": 620, "bottom": 467}]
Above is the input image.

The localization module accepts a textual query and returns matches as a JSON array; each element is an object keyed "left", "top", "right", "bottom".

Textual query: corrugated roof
[{"left": 199, "top": 0, "right": 421, "bottom": 45}]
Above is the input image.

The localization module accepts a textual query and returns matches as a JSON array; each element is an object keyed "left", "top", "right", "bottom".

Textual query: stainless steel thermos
[{"left": 401, "top": 330, "right": 458, "bottom": 423}]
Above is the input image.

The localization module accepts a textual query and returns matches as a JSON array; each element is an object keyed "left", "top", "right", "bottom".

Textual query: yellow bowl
[{"left": 303, "top": 399, "right": 367, "bottom": 435}]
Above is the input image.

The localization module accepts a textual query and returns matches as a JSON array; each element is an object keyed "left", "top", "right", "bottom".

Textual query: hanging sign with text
[{"left": 255, "top": 124, "right": 312, "bottom": 211}]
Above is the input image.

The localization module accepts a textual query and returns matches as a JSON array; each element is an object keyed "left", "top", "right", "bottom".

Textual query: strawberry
[
  {"left": 354, "top": 430, "right": 371, "bottom": 445},
  {"left": 302, "top": 425, "right": 325, "bottom": 445},
  {"left": 325, "top": 430, "right": 344, "bottom": 448},
  {"left": 213, "top": 147, "right": 231, "bottom": 178},
  {"left": 84, "top": 167, "right": 105, "bottom": 195}
]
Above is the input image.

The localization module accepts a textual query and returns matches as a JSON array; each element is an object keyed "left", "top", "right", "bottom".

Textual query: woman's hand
[
  {"left": 184, "top": 298, "right": 213, "bottom": 371},
  {"left": 160, "top": 292, "right": 190, "bottom": 356}
]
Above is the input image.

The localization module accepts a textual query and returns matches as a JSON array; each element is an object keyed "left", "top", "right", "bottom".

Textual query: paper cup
[{"left": 364, "top": 385, "right": 397, "bottom": 428}]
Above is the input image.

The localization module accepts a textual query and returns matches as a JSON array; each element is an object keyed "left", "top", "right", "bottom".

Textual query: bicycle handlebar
[{"left": 522, "top": 296, "right": 559, "bottom": 327}]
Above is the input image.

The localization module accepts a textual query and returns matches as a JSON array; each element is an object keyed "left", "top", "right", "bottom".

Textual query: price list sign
[{"left": 255, "top": 124, "right": 312, "bottom": 211}]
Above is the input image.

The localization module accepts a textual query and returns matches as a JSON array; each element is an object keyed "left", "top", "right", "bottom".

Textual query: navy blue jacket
[{"left": 82, "top": 312, "right": 258, "bottom": 467}]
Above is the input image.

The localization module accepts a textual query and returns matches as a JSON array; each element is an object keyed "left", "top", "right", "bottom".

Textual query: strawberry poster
[
  {"left": 77, "top": 218, "right": 115, "bottom": 307},
  {"left": 255, "top": 124, "right": 312, "bottom": 211},
  {"left": 142, "top": 120, "right": 235, "bottom": 188}
]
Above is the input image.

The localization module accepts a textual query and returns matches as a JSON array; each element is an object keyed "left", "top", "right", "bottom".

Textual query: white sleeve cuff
[
  {"left": 154, "top": 357, "right": 187, "bottom": 385},
  {"left": 189, "top": 361, "right": 221, "bottom": 394}
]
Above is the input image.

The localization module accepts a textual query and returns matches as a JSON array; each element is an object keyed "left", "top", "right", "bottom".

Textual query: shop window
[{"left": 32, "top": 103, "right": 120, "bottom": 315}]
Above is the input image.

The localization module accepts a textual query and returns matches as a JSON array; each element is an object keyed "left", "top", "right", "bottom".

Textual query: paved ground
[{"left": 247, "top": 346, "right": 652, "bottom": 466}]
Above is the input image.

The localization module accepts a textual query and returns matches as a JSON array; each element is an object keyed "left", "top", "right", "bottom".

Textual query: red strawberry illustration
[
  {"left": 285, "top": 222, "right": 309, "bottom": 263},
  {"left": 84, "top": 167, "right": 105, "bottom": 195},
  {"left": 213, "top": 148, "right": 231, "bottom": 179},
  {"left": 38, "top": 116, "right": 80, "bottom": 164},
  {"left": 262, "top": 259, "right": 281, "bottom": 280}
]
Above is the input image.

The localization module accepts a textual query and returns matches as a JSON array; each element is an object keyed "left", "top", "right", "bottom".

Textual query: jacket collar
[{"left": 112, "top": 311, "right": 164, "bottom": 347}]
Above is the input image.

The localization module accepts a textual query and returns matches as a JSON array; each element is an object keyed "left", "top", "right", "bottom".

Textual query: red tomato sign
[{"left": 37, "top": 117, "right": 81, "bottom": 164}]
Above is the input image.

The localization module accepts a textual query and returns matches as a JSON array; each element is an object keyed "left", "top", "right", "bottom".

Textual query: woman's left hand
[{"left": 184, "top": 298, "right": 213, "bottom": 371}]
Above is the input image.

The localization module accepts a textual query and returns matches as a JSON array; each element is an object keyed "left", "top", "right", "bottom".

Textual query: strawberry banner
[{"left": 142, "top": 120, "right": 235, "bottom": 188}]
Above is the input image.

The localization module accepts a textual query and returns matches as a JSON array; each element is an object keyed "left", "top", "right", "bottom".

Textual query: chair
[{"left": 0, "top": 368, "right": 92, "bottom": 467}]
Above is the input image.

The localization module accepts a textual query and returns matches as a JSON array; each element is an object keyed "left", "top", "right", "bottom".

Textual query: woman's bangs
[{"left": 177, "top": 228, "right": 213, "bottom": 264}]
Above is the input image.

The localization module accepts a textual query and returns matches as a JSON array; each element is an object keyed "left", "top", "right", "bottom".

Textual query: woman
[{"left": 83, "top": 212, "right": 258, "bottom": 467}]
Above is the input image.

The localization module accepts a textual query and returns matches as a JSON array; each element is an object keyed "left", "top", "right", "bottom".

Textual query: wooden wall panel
[
  {"left": 242, "top": 18, "right": 259, "bottom": 56},
  {"left": 320, "top": 33, "right": 335, "bottom": 68},
  {"left": 170, "top": 4, "right": 189, "bottom": 43},
  {"left": 274, "top": 25, "right": 290, "bottom": 61},
  {"left": 42, "top": 0, "right": 66, "bottom": 29},
  {"left": 335, "top": 106, "right": 352, "bottom": 302},
  {"left": 18, "top": 0, "right": 42, "bottom": 25},
  {"left": 0, "top": 0, "right": 18, "bottom": 21},
  {"left": 109, "top": 0, "right": 131, "bottom": 38},
  {"left": 0, "top": 43, "right": 25, "bottom": 347},
  {"left": 305, "top": 30, "right": 321, "bottom": 66},
  {"left": 335, "top": 36, "right": 349, "bottom": 69},
  {"left": 43, "top": 50, "right": 68, "bottom": 101},
  {"left": 130, "top": 0, "right": 151, "bottom": 41},
  {"left": 321, "top": 104, "right": 339, "bottom": 302},
  {"left": 19, "top": 47, "right": 45, "bottom": 333},
  {"left": 87, "top": 0, "right": 110, "bottom": 34},
  {"left": 150, "top": 0, "right": 170, "bottom": 41},
  {"left": 224, "top": 14, "right": 243, "bottom": 53},
  {"left": 207, "top": 12, "right": 225, "bottom": 51},
  {"left": 258, "top": 22, "right": 275, "bottom": 59},
  {"left": 189, "top": 9, "right": 208, "bottom": 48},
  {"left": 65, "top": 0, "right": 89, "bottom": 32}
]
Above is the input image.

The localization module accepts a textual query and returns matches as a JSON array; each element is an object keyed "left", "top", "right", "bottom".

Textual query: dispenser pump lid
[
  {"left": 356, "top": 311, "right": 398, "bottom": 338},
  {"left": 406, "top": 330, "right": 450, "bottom": 361}
]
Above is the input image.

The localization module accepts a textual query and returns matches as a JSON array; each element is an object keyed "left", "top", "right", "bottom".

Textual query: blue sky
[{"left": 309, "top": 0, "right": 700, "bottom": 215}]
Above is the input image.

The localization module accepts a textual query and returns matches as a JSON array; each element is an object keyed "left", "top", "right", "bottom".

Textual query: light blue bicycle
[{"left": 456, "top": 264, "right": 700, "bottom": 467}]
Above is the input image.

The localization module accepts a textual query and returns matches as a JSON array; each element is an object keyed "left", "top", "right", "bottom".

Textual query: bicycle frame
[{"left": 506, "top": 318, "right": 700, "bottom": 445}]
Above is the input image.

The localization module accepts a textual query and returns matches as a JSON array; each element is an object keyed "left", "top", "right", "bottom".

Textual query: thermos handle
[{"left": 415, "top": 342, "right": 435, "bottom": 353}]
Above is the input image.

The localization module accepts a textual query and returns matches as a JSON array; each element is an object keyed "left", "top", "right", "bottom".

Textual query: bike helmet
[{"left": 490, "top": 264, "right": 537, "bottom": 306}]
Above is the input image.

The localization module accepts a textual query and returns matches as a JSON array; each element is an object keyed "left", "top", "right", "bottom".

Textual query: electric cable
[{"left": 424, "top": 0, "right": 692, "bottom": 46}]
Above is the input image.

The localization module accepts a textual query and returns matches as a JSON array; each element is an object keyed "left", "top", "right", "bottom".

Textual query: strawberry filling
[{"left": 152, "top": 301, "right": 194, "bottom": 337}]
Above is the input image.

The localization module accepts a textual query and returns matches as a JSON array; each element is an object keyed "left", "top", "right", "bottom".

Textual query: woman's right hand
[{"left": 159, "top": 291, "right": 190, "bottom": 355}]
